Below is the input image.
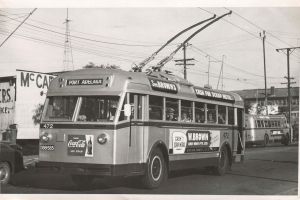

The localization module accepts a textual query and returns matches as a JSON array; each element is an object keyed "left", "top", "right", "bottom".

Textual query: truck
[{"left": 0, "top": 69, "right": 56, "bottom": 152}]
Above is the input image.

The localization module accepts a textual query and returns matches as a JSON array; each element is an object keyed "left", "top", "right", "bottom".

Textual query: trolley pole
[{"left": 276, "top": 46, "right": 300, "bottom": 143}]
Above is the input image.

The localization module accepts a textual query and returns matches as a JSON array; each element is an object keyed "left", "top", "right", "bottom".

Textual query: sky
[{"left": 0, "top": 6, "right": 299, "bottom": 91}]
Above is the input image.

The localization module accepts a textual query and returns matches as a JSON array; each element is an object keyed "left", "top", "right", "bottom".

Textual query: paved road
[{"left": 0, "top": 145, "right": 298, "bottom": 195}]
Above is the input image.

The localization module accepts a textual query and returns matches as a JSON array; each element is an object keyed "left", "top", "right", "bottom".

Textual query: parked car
[{"left": 0, "top": 142, "right": 24, "bottom": 185}]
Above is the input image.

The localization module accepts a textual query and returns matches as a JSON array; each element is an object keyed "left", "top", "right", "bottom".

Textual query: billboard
[
  {"left": 15, "top": 70, "right": 56, "bottom": 139},
  {"left": 0, "top": 80, "right": 15, "bottom": 132}
]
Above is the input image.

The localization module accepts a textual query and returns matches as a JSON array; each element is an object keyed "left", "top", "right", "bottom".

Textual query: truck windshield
[
  {"left": 77, "top": 96, "right": 119, "bottom": 122},
  {"left": 43, "top": 96, "right": 78, "bottom": 121}
]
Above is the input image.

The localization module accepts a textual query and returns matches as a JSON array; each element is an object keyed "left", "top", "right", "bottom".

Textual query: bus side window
[
  {"left": 218, "top": 105, "right": 226, "bottom": 124},
  {"left": 228, "top": 107, "right": 234, "bottom": 125},
  {"left": 166, "top": 98, "right": 178, "bottom": 121},
  {"left": 195, "top": 102, "right": 205, "bottom": 123},
  {"left": 181, "top": 100, "right": 192, "bottom": 122},
  {"left": 149, "top": 95, "right": 163, "bottom": 120},
  {"left": 207, "top": 104, "right": 216, "bottom": 123}
]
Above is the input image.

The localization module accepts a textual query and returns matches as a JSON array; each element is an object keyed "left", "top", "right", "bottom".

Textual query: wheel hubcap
[
  {"left": 0, "top": 167, "right": 8, "bottom": 182},
  {"left": 151, "top": 155, "right": 162, "bottom": 181}
]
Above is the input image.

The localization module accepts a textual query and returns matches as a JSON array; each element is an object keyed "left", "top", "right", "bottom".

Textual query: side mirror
[{"left": 124, "top": 104, "right": 132, "bottom": 117}]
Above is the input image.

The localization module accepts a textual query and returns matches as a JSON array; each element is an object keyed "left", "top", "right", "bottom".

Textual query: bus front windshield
[
  {"left": 78, "top": 96, "right": 119, "bottom": 122},
  {"left": 43, "top": 96, "right": 120, "bottom": 122},
  {"left": 44, "top": 96, "right": 78, "bottom": 121}
]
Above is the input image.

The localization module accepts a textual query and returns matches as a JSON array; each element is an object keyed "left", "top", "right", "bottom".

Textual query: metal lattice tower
[{"left": 63, "top": 8, "right": 74, "bottom": 71}]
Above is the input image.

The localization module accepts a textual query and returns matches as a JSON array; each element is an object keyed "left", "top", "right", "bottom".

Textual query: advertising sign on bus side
[{"left": 170, "top": 129, "right": 220, "bottom": 154}]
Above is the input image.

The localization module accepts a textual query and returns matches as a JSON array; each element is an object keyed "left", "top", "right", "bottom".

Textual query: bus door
[
  {"left": 127, "top": 94, "right": 146, "bottom": 168},
  {"left": 237, "top": 108, "right": 245, "bottom": 160}
]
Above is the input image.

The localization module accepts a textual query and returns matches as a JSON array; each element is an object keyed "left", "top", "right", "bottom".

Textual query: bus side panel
[{"left": 143, "top": 126, "right": 168, "bottom": 163}]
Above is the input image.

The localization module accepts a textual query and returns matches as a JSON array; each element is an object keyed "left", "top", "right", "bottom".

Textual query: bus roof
[{"left": 47, "top": 68, "right": 243, "bottom": 107}]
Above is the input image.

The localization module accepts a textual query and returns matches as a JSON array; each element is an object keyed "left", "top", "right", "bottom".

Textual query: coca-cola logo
[{"left": 67, "top": 140, "right": 86, "bottom": 148}]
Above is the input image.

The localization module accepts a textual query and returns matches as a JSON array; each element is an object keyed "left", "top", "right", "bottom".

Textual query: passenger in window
[
  {"left": 195, "top": 113, "right": 205, "bottom": 123},
  {"left": 166, "top": 108, "right": 177, "bottom": 121},
  {"left": 207, "top": 112, "right": 215, "bottom": 123},
  {"left": 218, "top": 113, "right": 226, "bottom": 124},
  {"left": 181, "top": 112, "right": 191, "bottom": 122}
]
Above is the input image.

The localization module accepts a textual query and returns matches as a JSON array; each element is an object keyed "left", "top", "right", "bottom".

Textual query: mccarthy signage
[{"left": 15, "top": 70, "right": 56, "bottom": 139}]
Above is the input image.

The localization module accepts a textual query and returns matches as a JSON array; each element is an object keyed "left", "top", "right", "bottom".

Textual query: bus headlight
[
  {"left": 97, "top": 133, "right": 108, "bottom": 144},
  {"left": 40, "top": 132, "right": 52, "bottom": 143}
]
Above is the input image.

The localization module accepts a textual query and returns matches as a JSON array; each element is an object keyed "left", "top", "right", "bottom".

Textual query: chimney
[{"left": 270, "top": 86, "right": 275, "bottom": 96}]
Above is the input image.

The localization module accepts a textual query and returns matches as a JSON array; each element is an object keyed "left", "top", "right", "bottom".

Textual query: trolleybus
[
  {"left": 37, "top": 68, "right": 245, "bottom": 188},
  {"left": 245, "top": 114, "right": 290, "bottom": 146}
]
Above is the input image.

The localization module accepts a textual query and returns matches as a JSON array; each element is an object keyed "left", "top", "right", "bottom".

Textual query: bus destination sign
[
  {"left": 149, "top": 78, "right": 178, "bottom": 94},
  {"left": 194, "top": 88, "right": 234, "bottom": 102},
  {"left": 66, "top": 79, "right": 103, "bottom": 86}
]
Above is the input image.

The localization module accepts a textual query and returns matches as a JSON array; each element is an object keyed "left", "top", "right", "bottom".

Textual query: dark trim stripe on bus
[{"left": 40, "top": 121, "right": 239, "bottom": 130}]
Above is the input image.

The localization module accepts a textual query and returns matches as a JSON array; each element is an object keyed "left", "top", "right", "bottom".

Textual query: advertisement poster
[
  {"left": 170, "top": 129, "right": 220, "bottom": 154},
  {"left": 15, "top": 70, "right": 56, "bottom": 139},
  {"left": 67, "top": 134, "right": 94, "bottom": 157},
  {"left": 0, "top": 81, "right": 15, "bottom": 132}
]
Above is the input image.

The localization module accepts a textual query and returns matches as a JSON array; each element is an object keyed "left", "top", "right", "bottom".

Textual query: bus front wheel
[
  {"left": 142, "top": 148, "right": 167, "bottom": 189},
  {"left": 215, "top": 146, "right": 229, "bottom": 176}
]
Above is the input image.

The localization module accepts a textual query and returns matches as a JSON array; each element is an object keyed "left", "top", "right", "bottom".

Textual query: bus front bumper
[{"left": 36, "top": 161, "right": 145, "bottom": 177}]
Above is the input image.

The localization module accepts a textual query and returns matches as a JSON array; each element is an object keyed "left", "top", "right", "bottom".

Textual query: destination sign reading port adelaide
[
  {"left": 149, "top": 78, "right": 178, "bottom": 93},
  {"left": 66, "top": 79, "right": 103, "bottom": 86},
  {"left": 194, "top": 87, "right": 234, "bottom": 102}
]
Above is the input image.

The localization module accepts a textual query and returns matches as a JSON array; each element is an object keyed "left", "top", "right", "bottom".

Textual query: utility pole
[
  {"left": 276, "top": 46, "right": 300, "bottom": 143},
  {"left": 63, "top": 8, "right": 74, "bottom": 71},
  {"left": 260, "top": 31, "right": 268, "bottom": 115},
  {"left": 217, "top": 55, "right": 225, "bottom": 90},
  {"left": 174, "top": 43, "right": 194, "bottom": 80}
]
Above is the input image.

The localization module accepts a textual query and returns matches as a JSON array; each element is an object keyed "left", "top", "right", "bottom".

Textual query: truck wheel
[
  {"left": 71, "top": 175, "right": 95, "bottom": 189},
  {"left": 142, "top": 148, "right": 167, "bottom": 189},
  {"left": 263, "top": 134, "right": 269, "bottom": 147},
  {"left": 215, "top": 146, "right": 229, "bottom": 176},
  {"left": 0, "top": 162, "right": 11, "bottom": 185}
]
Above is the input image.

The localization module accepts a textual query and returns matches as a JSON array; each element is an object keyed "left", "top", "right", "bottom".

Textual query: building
[{"left": 233, "top": 87, "right": 299, "bottom": 125}]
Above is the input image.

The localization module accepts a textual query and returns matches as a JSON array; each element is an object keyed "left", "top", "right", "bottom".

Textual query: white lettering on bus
[
  {"left": 187, "top": 132, "right": 209, "bottom": 141},
  {"left": 67, "top": 140, "right": 86, "bottom": 148}
]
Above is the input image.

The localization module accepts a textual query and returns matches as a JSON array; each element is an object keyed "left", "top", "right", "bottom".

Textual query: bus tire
[
  {"left": 142, "top": 148, "right": 167, "bottom": 189},
  {"left": 263, "top": 134, "right": 269, "bottom": 147},
  {"left": 0, "top": 162, "right": 11, "bottom": 185},
  {"left": 215, "top": 145, "right": 229, "bottom": 176},
  {"left": 71, "top": 175, "right": 95, "bottom": 189}
]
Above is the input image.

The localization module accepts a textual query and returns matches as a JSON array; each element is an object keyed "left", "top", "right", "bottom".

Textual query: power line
[
  {"left": 0, "top": 8, "right": 37, "bottom": 47},
  {"left": 2, "top": 13, "right": 173, "bottom": 48}
]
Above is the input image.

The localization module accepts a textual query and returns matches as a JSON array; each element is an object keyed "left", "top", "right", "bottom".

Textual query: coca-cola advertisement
[{"left": 67, "top": 134, "right": 94, "bottom": 157}]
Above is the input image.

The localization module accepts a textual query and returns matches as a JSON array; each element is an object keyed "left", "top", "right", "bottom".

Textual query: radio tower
[{"left": 63, "top": 8, "right": 74, "bottom": 71}]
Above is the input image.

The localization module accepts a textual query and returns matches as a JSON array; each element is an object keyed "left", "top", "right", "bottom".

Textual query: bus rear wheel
[
  {"left": 142, "top": 148, "right": 167, "bottom": 189},
  {"left": 71, "top": 175, "right": 95, "bottom": 189},
  {"left": 215, "top": 146, "right": 229, "bottom": 176}
]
